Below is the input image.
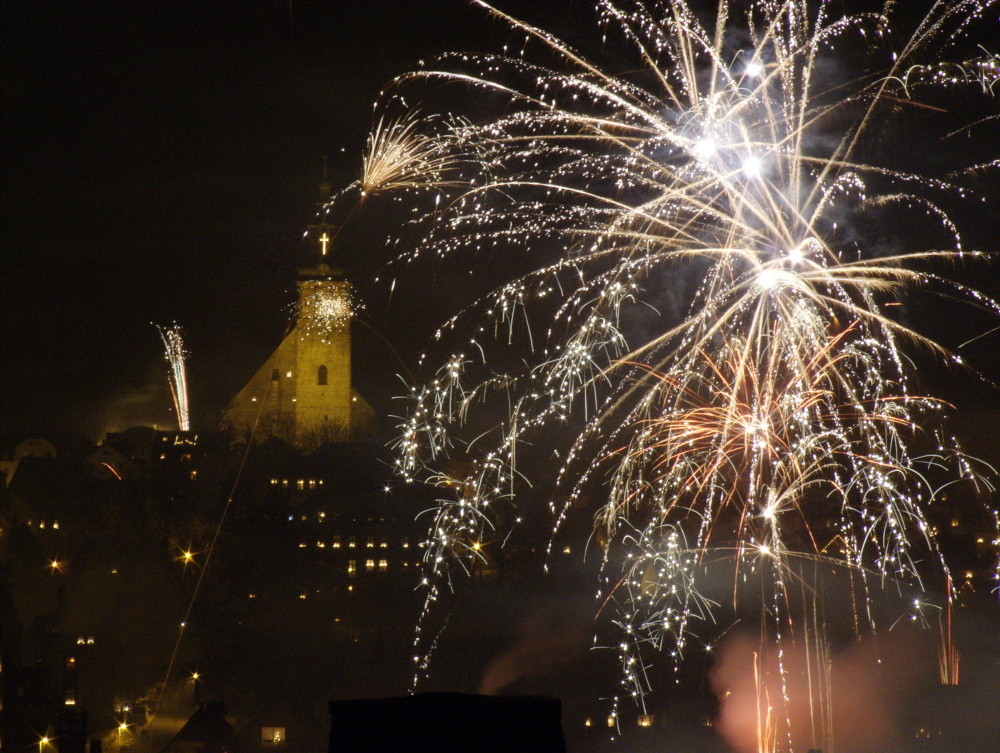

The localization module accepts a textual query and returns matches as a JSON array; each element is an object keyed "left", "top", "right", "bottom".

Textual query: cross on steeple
[{"left": 319, "top": 232, "right": 330, "bottom": 256}]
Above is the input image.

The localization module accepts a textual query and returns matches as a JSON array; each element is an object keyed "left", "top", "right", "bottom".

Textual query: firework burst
[{"left": 383, "top": 0, "right": 999, "bottom": 724}]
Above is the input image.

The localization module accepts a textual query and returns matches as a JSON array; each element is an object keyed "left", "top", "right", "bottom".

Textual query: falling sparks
[
  {"left": 296, "top": 280, "right": 353, "bottom": 340},
  {"left": 157, "top": 324, "right": 191, "bottom": 432},
  {"left": 381, "top": 0, "right": 1000, "bottom": 726}
]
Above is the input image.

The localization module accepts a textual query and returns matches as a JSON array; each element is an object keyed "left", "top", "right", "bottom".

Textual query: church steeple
[{"left": 307, "top": 156, "right": 338, "bottom": 263}]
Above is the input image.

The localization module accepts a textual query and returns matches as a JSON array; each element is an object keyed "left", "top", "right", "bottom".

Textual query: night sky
[
  {"left": 3, "top": 0, "right": 998, "bottom": 447},
  {"left": 1, "top": 0, "right": 582, "bottom": 437}
]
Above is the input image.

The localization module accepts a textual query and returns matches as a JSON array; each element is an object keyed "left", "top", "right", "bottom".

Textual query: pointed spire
[{"left": 319, "top": 154, "right": 332, "bottom": 200}]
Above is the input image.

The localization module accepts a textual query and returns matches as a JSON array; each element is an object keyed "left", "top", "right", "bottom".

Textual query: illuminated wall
[{"left": 223, "top": 264, "right": 373, "bottom": 448}]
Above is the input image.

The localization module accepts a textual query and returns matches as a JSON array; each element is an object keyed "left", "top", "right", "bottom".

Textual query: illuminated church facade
[{"left": 223, "top": 210, "right": 374, "bottom": 448}]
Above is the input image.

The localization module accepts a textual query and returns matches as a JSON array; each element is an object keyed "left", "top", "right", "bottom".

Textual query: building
[{"left": 223, "top": 210, "right": 373, "bottom": 449}]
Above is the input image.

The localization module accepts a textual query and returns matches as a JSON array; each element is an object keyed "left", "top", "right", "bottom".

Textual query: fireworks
[
  {"left": 157, "top": 324, "right": 191, "bottom": 432},
  {"left": 296, "top": 278, "right": 354, "bottom": 341},
  {"left": 384, "top": 0, "right": 998, "bottom": 726}
]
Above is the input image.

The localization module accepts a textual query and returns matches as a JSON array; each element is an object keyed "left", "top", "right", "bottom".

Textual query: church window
[
  {"left": 271, "top": 369, "right": 280, "bottom": 381},
  {"left": 365, "top": 559, "right": 375, "bottom": 571},
  {"left": 378, "top": 559, "right": 388, "bottom": 572},
  {"left": 347, "top": 560, "right": 356, "bottom": 576},
  {"left": 318, "top": 365, "right": 328, "bottom": 385},
  {"left": 297, "top": 479, "right": 305, "bottom": 490}
]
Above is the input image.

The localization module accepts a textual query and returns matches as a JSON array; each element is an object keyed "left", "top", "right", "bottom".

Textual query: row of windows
[
  {"left": 346, "top": 559, "right": 403, "bottom": 574},
  {"left": 28, "top": 519, "right": 60, "bottom": 530},
  {"left": 299, "top": 538, "right": 411, "bottom": 549},
  {"left": 271, "top": 478, "right": 324, "bottom": 489},
  {"left": 269, "top": 366, "right": 330, "bottom": 385}
]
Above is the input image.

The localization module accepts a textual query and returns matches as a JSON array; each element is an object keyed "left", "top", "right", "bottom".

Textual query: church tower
[{"left": 223, "top": 172, "right": 374, "bottom": 448}]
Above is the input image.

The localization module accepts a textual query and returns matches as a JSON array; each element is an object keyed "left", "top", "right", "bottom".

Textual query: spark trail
[{"left": 157, "top": 324, "right": 191, "bottom": 432}]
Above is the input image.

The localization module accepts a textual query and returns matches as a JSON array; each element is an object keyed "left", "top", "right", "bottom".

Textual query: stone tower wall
[{"left": 294, "top": 278, "right": 352, "bottom": 442}]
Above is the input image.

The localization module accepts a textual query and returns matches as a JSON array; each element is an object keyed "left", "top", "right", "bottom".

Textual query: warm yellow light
[
  {"left": 182, "top": 550, "right": 194, "bottom": 563},
  {"left": 191, "top": 672, "right": 200, "bottom": 680}
]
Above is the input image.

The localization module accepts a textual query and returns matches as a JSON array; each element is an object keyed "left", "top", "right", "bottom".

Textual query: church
[{"left": 223, "top": 186, "right": 374, "bottom": 449}]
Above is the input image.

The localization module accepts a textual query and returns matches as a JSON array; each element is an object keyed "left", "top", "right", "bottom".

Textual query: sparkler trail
[
  {"left": 157, "top": 323, "right": 191, "bottom": 432},
  {"left": 376, "top": 0, "right": 997, "bottom": 736}
]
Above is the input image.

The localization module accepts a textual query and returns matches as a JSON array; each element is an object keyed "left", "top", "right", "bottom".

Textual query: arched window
[{"left": 317, "top": 365, "right": 328, "bottom": 385}]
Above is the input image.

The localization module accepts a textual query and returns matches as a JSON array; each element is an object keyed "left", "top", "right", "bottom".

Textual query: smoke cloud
[
  {"left": 478, "top": 606, "right": 590, "bottom": 696},
  {"left": 710, "top": 630, "right": 929, "bottom": 753}
]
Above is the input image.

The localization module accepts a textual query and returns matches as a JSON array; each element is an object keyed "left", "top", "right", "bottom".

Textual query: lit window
[
  {"left": 297, "top": 480, "right": 305, "bottom": 490},
  {"left": 347, "top": 560, "right": 357, "bottom": 576},
  {"left": 348, "top": 539, "right": 356, "bottom": 548},
  {"left": 39, "top": 521, "right": 46, "bottom": 529},
  {"left": 638, "top": 715, "right": 653, "bottom": 728},
  {"left": 380, "top": 540, "right": 388, "bottom": 548},
  {"left": 366, "top": 539, "right": 374, "bottom": 548},
  {"left": 401, "top": 538, "right": 409, "bottom": 549},
  {"left": 261, "top": 727, "right": 285, "bottom": 744},
  {"left": 332, "top": 537, "right": 341, "bottom": 548},
  {"left": 317, "top": 541, "right": 325, "bottom": 548},
  {"left": 53, "top": 521, "right": 59, "bottom": 529},
  {"left": 309, "top": 480, "right": 317, "bottom": 489},
  {"left": 584, "top": 718, "right": 591, "bottom": 727},
  {"left": 66, "top": 657, "right": 77, "bottom": 669},
  {"left": 65, "top": 690, "right": 76, "bottom": 706},
  {"left": 378, "top": 559, "right": 388, "bottom": 572},
  {"left": 563, "top": 546, "right": 572, "bottom": 554},
  {"left": 190, "top": 470, "right": 198, "bottom": 480},
  {"left": 365, "top": 559, "right": 375, "bottom": 571},
  {"left": 607, "top": 716, "right": 616, "bottom": 728},
  {"left": 271, "top": 479, "right": 278, "bottom": 485},
  {"left": 286, "top": 371, "right": 292, "bottom": 378},
  {"left": 282, "top": 479, "right": 289, "bottom": 487}
]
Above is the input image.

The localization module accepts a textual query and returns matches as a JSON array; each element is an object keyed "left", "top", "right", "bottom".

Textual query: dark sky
[
  {"left": 2, "top": 0, "right": 581, "bottom": 437},
  {"left": 3, "top": 0, "right": 998, "bottom": 443}
]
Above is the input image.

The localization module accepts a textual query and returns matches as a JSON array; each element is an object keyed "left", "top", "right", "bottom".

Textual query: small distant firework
[
  {"left": 157, "top": 324, "right": 190, "bottom": 432},
  {"left": 304, "top": 112, "right": 462, "bottom": 253},
  {"left": 385, "top": 0, "right": 999, "bottom": 725},
  {"left": 296, "top": 280, "right": 354, "bottom": 342},
  {"left": 361, "top": 111, "right": 463, "bottom": 197}
]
